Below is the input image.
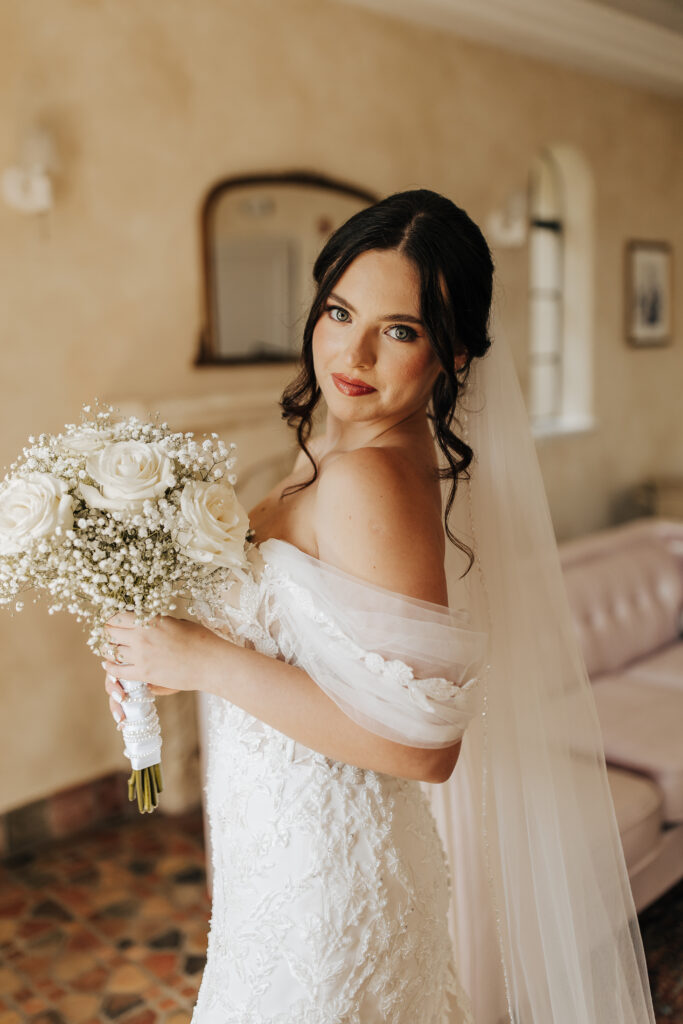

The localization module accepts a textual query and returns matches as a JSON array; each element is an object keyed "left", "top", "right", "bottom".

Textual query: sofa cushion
[
  {"left": 561, "top": 538, "right": 682, "bottom": 678},
  {"left": 591, "top": 677, "right": 683, "bottom": 822},
  {"left": 606, "top": 766, "right": 663, "bottom": 871},
  {"left": 624, "top": 640, "right": 683, "bottom": 691}
]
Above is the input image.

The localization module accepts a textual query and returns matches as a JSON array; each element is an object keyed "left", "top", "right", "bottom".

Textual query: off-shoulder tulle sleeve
[{"left": 248, "top": 539, "right": 490, "bottom": 750}]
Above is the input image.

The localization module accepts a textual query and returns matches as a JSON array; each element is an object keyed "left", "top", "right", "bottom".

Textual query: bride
[{"left": 102, "top": 189, "right": 657, "bottom": 1023}]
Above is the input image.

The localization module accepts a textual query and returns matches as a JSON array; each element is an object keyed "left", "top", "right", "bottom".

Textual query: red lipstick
[{"left": 332, "top": 373, "right": 376, "bottom": 396}]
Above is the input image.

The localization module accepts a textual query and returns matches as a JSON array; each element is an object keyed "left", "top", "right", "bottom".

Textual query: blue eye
[
  {"left": 324, "top": 304, "right": 417, "bottom": 342},
  {"left": 388, "top": 324, "right": 417, "bottom": 342},
  {"left": 325, "top": 305, "right": 350, "bottom": 322}
]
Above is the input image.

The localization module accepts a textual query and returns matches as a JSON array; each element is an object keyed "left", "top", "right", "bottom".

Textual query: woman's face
[{"left": 312, "top": 249, "right": 446, "bottom": 429}]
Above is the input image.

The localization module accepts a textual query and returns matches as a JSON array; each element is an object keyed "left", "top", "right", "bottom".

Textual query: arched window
[
  {"left": 526, "top": 145, "right": 596, "bottom": 438},
  {"left": 528, "top": 151, "right": 564, "bottom": 422}
]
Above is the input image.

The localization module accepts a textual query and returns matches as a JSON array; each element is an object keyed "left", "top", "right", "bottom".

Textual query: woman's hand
[
  {"left": 104, "top": 672, "right": 140, "bottom": 730},
  {"left": 101, "top": 612, "right": 222, "bottom": 727}
]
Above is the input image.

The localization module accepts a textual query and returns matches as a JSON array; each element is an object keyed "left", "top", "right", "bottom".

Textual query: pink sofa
[{"left": 559, "top": 517, "right": 683, "bottom": 912}]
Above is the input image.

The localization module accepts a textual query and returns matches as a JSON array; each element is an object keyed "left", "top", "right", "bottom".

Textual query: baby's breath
[{"left": 0, "top": 402, "right": 245, "bottom": 656}]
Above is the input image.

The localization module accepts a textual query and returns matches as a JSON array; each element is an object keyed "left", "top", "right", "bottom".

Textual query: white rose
[
  {"left": 0, "top": 473, "right": 74, "bottom": 555},
  {"left": 178, "top": 480, "right": 249, "bottom": 570},
  {"left": 79, "top": 440, "right": 175, "bottom": 512},
  {"left": 56, "top": 426, "right": 115, "bottom": 456}
]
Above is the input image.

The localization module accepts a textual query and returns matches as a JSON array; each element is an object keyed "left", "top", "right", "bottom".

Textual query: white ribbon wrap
[{"left": 118, "top": 679, "right": 162, "bottom": 771}]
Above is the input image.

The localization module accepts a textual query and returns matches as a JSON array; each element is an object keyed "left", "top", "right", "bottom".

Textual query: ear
[{"left": 454, "top": 352, "right": 467, "bottom": 371}]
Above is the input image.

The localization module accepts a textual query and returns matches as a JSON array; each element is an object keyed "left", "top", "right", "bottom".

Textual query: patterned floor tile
[
  {"left": 53, "top": 991, "right": 99, "bottom": 1023},
  {"left": 639, "top": 877, "right": 683, "bottom": 1022},
  {"left": 0, "top": 810, "right": 206, "bottom": 1020},
  {"left": 0, "top": 1011, "right": 23, "bottom": 1024},
  {"left": 106, "top": 963, "right": 152, "bottom": 994},
  {"left": 0, "top": 807, "right": 678, "bottom": 1021}
]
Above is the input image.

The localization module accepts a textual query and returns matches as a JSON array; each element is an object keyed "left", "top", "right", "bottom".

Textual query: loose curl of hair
[{"left": 279, "top": 188, "right": 494, "bottom": 575}]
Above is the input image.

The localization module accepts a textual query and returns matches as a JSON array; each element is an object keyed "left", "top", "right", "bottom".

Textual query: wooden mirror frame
[{"left": 196, "top": 170, "right": 379, "bottom": 366}]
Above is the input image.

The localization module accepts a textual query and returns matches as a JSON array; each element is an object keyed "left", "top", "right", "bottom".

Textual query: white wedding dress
[{"left": 190, "top": 537, "right": 490, "bottom": 1024}]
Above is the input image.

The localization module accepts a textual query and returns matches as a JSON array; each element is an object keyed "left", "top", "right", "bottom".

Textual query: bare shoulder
[{"left": 315, "top": 446, "right": 448, "bottom": 606}]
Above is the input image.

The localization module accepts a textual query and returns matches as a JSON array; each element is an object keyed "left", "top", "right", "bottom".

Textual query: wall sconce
[
  {"left": 485, "top": 187, "right": 528, "bottom": 248},
  {"left": 2, "top": 124, "right": 57, "bottom": 215}
]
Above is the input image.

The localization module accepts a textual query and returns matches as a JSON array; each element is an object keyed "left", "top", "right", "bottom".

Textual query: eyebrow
[{"left": 328, "top": 292, "right": 424, "bottom": 326}]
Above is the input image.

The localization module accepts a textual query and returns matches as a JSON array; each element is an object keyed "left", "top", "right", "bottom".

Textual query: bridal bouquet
[{"left": 0, "top": 401, "right": 252, "bottom": 813}]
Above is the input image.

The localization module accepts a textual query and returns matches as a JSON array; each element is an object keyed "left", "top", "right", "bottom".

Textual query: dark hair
[{"left": 279, "top": 188, "right": 494, "bottom": 575}]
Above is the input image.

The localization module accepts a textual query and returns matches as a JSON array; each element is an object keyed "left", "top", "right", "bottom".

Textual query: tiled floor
[
  {"left": 0, "top": 809, "right": 208, "bottom": 1024},
  {"left": 1, "top": 806, "right": 681, "bottom": 1023},
  {"left": 639, "top": 876, "right": 683, "bottom": 1022}
]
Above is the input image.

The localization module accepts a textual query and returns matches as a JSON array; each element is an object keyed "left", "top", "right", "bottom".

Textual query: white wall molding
[
  {"left": 333, "top": 0, "right": 683, "bottom": 97},
  {"left": 115, "top": 388, "right": 286, "bottom": 434}
]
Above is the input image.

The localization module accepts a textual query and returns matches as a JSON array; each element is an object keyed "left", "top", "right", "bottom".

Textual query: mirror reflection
[{"left": 198, "top": 173, "right": 378, "bottom": 364}]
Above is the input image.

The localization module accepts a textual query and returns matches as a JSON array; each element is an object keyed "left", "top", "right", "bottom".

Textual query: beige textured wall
[{"left": 1, "top": 0, "right": 681, "bottom": 812}]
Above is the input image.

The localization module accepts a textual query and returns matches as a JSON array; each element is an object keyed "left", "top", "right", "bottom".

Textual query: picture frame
[{"left": 624, "top": 239, "right": 673, "bottom": 346}]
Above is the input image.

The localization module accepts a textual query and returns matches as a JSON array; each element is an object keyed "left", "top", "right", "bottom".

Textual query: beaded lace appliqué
[
  {"left": 191, "top": 560, "right": 476, "bottom": 1024},
  {"left": 259, "top": 562, "right": 479, "bottom": 711}
]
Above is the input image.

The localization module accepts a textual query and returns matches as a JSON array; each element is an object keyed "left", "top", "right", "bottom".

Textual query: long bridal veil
[{"left": 422, "top": 325, "right": 656, "bottom": 1023}]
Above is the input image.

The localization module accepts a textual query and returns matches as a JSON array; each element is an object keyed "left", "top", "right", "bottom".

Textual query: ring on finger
[{"left": 114, "top": 646, "right": 128, "bottom": 665}]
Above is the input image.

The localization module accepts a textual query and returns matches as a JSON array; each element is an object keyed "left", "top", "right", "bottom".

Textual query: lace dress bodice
[{"left": 190, "top": 540, "right": 486, "bottom": 1024}]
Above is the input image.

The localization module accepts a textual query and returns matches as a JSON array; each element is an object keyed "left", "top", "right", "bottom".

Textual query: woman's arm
[
  {"left": 311, "top": 445, "right": 461, "bottom": 781},
  {"left": 200, "top": 631, "right": 457, "bottom": 783},
  {"left": 103, "top": 617, "right": 457, "bottom": 784},
  {"left": 104, "top": 443, "right": 463, "bottom": 784}
]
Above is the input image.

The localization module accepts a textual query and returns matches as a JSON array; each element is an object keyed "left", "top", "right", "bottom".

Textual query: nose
[{"left": 342, "top": 325, "right": 376, "bottom": 370}]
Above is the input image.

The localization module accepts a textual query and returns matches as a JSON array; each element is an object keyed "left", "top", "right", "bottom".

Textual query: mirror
[{"left": 196, "top": 171, "right": 378, "bottom": 365}]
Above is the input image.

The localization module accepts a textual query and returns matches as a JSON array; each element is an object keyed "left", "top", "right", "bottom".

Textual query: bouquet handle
[{"left": 119, "top": 679, "right": 164, "bottom": 813}]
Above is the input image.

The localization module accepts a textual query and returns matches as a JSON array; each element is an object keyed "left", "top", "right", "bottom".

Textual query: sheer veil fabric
[{"left": 421, "top": 326, "right": 656, "bottom": 1023}]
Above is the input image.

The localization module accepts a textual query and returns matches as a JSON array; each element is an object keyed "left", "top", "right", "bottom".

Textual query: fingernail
[
  {"left": 111, "top": 690, "right": 122, "bottom": 704},
  {"left": 112, "top": 707, "right": 123, "bottom": 723}
]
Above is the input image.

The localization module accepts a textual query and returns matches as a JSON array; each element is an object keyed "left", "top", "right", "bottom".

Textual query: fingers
[
  {"left": 105, "top": 668, "right": 127, "bottom": 729},
  {"left": 106, "top": 612, "right": 137, "bottom": 629},
  {"left": 105, "top": 672, "right": 127, "bottom": 729},
  {"left": 146, "top": 683, "right": 181, "bottom": 697},
  {"left": 103, "top": 625, "right": 131, "bottom": 646},
  {"left": 104, "top": 673, "right": 126, "bottom": 700},
  {"left": 109, "top": 694, "right": 126, "bottom": 728},
  {"left": 101, "top": 658, "right": 136, "bottom": 680}
]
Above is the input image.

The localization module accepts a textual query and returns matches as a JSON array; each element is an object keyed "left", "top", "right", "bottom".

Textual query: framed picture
[{"left": 624, "top": 240, "right": 673, "bottom": 346}]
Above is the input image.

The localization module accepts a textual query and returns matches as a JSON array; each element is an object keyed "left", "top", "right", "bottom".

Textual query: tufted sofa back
[{"left": 559, "top": 519, "right": 683, "bottom": 679}]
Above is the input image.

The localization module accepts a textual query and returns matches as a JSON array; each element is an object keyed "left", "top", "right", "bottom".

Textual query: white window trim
[
  {"left": 532, "top": 413, "right": 598, "bottom": 440},
  {"left": 529, "top": 144, "right": 596, "bottom": 441}
]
